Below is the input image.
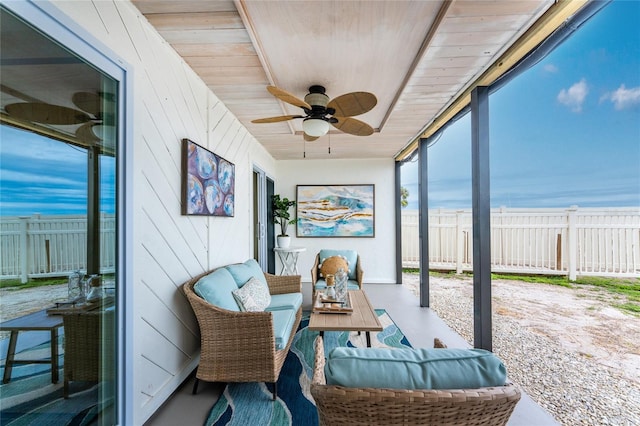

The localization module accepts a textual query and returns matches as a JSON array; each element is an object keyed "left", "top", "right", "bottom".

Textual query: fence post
[
  {"left": 567, "top": 206, "right": 578, "bottom": 281},
  {"left": 456, "top": 210, "right": 464, "bottom": 274},
  {"left": 19, "top": 216, "right": 29, "bottom": 283}
]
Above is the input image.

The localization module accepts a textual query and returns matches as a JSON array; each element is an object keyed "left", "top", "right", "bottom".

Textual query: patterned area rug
[{"left": 205, "top": 309, "right": 412, "bottom": 426}]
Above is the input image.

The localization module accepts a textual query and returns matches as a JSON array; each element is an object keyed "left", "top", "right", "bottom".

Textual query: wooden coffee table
[{"left": 308, "top": 290, "right": 382, "bottom": 347}]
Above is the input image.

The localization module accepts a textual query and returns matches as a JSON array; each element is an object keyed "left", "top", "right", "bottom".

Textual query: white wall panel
[
  {"left": 49, "top": 1, "right": 273, "bottom": 423},
  {"left": 139, "top": 284, "right": 198, "bottom": 372}
]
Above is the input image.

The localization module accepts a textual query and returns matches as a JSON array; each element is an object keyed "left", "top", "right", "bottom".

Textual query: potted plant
[{"left": 272, "top": 194, "right": 296, "bottom": 248}]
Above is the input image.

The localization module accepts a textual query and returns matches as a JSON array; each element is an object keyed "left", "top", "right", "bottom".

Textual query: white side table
[{"left": 273, "top": 246, "right": 306, "bottom": 275}]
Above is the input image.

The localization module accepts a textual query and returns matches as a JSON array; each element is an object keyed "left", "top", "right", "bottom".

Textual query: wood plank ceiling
[{"left": 132, "top": 0, "right": 556, "bottom": 161}]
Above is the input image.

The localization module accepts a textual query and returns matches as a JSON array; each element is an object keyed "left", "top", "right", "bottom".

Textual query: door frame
[
  {"left": 1, "top": 2, "right": 134, "bottom": 423},
  {"left": 252, "top": 166, "right": 275, "bottom": 273}
]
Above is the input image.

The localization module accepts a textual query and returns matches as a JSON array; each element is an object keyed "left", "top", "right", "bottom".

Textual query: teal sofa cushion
[
  {"left": 314, "top": 278, "right": 359, "bottom": 292},
  {"left": 225, "top": 259, "right": 267, "bottom": 288},
  {"left": 193, "top": 268, "right": 240, "bottom": 312},
  {"left": 271, "top": 309, "right": 297, "bottom": 350},
  {"left": 319, "top": 249, "right": 358, "bottom": 280},
  {"left": 324, "top": 347, "right": 507, "bottom": 390},
  {"left": 266, "top": 293, "right": 303, "bottom": 312}
]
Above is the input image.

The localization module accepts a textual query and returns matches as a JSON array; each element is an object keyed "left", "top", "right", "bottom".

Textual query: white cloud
[
  {"left": 0, "top": 169, "right": 81, "bottom": 186},
  {"left": 557, "top": 79, "right": 588, "bottom": 112},
  {"left": 600, "top": 84, "right": 640, "bottom": 110},
  {"left": 543, "top": 64, "right": 558, "bottom": 73}
]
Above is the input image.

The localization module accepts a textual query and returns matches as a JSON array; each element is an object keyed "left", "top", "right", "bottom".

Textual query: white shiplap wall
[{"left": 47, "top": 1, "right": 276, "bottom": 423}]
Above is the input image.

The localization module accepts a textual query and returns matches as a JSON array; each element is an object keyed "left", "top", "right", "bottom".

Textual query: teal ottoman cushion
[
  {"left": 325, "top": 347, "right": 507, "bottom": 390},
  {"left": 225, "top": 259, "right": 267, "bottom": 287},
  {"left": 314, "top": 279, "right": 360, "bottom": 291},
  {"left": 193, "top": 268, "right": 240, "bottom": 311}
]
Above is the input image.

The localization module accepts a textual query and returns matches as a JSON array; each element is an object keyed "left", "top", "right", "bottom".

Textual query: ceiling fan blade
[
  {"left": 5, "top": 102, "right": 91, "bottom": 125},
  {"left": 327, "top": 92, "right": 377, "bottom": 117},
  {"left": 303, "top": 133, "right": 319, "bottom": 142},
  {"left": 251, "top": 115, "right": 303, "bottom": 123},
  {"left": 72, "top": 92, "right": 103, "bottom": 116},
  {"left": 332, "top": 116, "right": 375, "bottom": 136},
  {"left": 76, "top": 122, "right": 102, "bottom": 143},
  {"left": 267, "top": 86, "right": 311, "bottom": 110}
]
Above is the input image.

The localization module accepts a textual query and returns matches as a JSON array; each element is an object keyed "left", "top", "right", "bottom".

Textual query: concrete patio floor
[{"left": 145, "top": 282, "right": 558, "bottom": 425}]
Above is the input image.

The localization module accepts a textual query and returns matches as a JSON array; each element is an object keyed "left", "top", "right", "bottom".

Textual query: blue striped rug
[{"left": 205, "top": 309, "right": 412, "bottom": 426}]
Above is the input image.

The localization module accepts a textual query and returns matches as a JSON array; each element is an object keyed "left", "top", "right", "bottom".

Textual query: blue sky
[
  {"left": 0, "top": 125, "right": 115, "bottom": 216},
  {"left": 402, "top": 0, "right": 640, "bottom": 210}
]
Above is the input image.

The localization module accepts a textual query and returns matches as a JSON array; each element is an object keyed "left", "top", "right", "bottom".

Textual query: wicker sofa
[
  {"left": 310, "top": 336, "right": 521, "bottom": 426},
  {"left": 182, "top": 259, "right": 302, "bottom": 400}
]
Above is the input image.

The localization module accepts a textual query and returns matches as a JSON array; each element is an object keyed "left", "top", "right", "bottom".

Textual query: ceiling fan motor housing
[{"left": 305, "top": 85, "right": 329, "bottom": 108}]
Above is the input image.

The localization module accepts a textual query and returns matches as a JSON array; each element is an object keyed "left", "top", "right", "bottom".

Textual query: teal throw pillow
[
  {"left": 193, "top": 268, "right": 240, "bottom": 311},
  {"left": 325, "top": 347, "right": 507, "bottom": 390},
  {"left": 225, "top": 259, "right": 267, "bottom": 287}
]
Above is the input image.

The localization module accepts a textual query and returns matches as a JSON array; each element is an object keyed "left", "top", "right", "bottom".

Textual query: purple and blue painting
[{"left": 183, "top": 139, "right": 234, "bottom": 217}]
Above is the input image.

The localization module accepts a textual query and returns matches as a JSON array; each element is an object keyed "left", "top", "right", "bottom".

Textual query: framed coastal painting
[
  {"left": 181, "top": 138, "right": 235, "bottom": 216},
  {"left": 296, "top": 184, "right": 374, "bottom": 237}
]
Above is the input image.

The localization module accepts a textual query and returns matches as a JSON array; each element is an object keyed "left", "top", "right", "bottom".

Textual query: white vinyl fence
[
  {"left": 0, "top": 214, "right": 116, "bottom": 283},
  {"left": 2, "top": 209, "right": 638, "bottom": 282},
  {"left": 402, "top": 207, "right": 640, "bottom": 280}
]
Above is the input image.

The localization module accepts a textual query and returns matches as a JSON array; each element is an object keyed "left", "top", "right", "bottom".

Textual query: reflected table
[
  {"left": 273, "top": 246, "right": 306, "bottom": 275},
  {"left": 0, "top": 309, "right": 63, "bottom": 384}
]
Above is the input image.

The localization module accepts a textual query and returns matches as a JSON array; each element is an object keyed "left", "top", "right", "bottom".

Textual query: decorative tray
[
  {"left": 46, "top": 296, "right": 115, "bottom": 315},
  {"left": 312, "top": 291, "right": 353, "bottom": 314}
]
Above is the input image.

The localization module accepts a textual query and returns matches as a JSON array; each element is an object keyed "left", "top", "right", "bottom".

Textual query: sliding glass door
[{"left": 1, "top": 5, "right": 122, "bottom": 424}]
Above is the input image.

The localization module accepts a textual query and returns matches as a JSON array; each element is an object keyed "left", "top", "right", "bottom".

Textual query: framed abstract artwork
[
  {"left": 296, "top": 184, "right": 374, "bottom": 237},
  {"left": 181, "top": 138, "right": 234, "bottom": 216}
]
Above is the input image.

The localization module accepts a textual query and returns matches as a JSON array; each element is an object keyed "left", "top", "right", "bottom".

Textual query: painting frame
[
  {"left": 181, "top": 138, "right": 235, "bottom": 217},
  {"left": 296, "top": 184, "right": 375, "bottom": 238}
]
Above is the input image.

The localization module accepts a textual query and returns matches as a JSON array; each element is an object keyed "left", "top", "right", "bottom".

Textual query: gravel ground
[{"left": 403, "top": 273, "right": 640, "bottom": 426}]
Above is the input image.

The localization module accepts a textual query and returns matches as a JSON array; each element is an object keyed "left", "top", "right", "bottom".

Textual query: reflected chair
[{"left": 62, "top": 309, "right": 115, "bottom": 398}]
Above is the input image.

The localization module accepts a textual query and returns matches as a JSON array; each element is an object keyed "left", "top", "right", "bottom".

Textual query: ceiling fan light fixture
[
  {"left": 92, "top": 124, "right": 116, "bottom": 142},
  {"left": 303, "top": 117, "right": 330, "bottom": 137}
]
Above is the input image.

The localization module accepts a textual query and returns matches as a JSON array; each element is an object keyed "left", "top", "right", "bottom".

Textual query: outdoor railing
[
  {"left": 0, "top": 214, "right": 116, "bottom": 283},
  {"left": 402, "top": 206, "right": 640, "bottom": 279}
]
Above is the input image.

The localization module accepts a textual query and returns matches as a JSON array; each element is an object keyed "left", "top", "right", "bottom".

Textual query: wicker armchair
[
  {"left": 62, "top": 310, "right": 115, "bottom": 398},
  {"left": 182, "top": 269, "right": 302, "bottom": 399},
  {"left": 310, "top": 336, "right": 521, "bottom": 426},
  {"left": 311, "top": 251, "right": 363, "bottom": 299}
]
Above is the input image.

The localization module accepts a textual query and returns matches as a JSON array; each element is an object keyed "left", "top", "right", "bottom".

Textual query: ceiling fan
[
  {"left": 4, "top": 91, "right": 115, "bottom": 144},
  {"left": 251, "top": 85, "right": 377, "bottom": 141}
]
